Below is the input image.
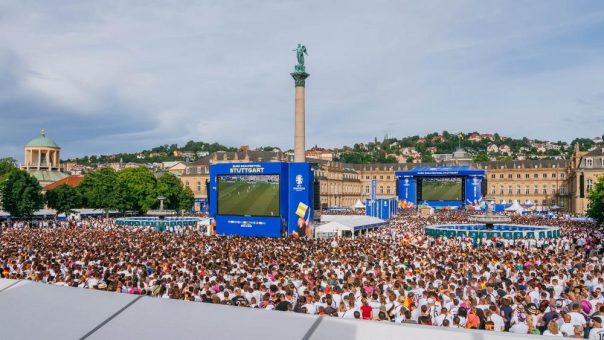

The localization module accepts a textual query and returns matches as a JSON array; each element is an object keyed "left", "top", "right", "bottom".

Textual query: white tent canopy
[
  {"left": 505, "top": 200, "right": 524, "bottom": 214},
  {"left": 351, "top": 200, "right": 365, "bottom": 209},
  {"left": 315, "top": 221, "right": 352, "bottom": 235}
]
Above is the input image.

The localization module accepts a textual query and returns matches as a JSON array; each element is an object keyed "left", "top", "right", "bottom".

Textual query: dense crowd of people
[{"left": 1, "top": 211, "right": 603, "bottom": 338}]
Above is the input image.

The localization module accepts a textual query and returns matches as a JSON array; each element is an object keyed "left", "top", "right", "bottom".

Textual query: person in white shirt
[
  {"left": 434, "top": 307, "right": 451, "bottom": 326},
  {"left": 568, "top": 303, "right": 587, "bottom": 328},
  {"left": 589, "top": 317, "right": 604, "bottom": 340},
  {"left": 559, "top": 313, "right": 576, "bottom": 337},
  {"left": 487, "top": 306, "right": 505, "bottom": 332},
  {"left": 509, "top": 319, "right": 529, "bottom": 334}
]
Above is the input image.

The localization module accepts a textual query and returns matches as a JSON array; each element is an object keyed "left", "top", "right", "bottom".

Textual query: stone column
[
  {"left": 37, "top": 150, "right": 41, "bottom": 170},
  {"left": 291, "top": 71, "right": 309, "bottom": 163}
]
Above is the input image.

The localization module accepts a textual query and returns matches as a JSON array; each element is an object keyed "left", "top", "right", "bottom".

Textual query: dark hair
[{"left": 353, "top": 311, "right": 361, "bottom": 319}]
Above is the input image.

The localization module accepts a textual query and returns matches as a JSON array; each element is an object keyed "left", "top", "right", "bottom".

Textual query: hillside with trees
[{"left": 63, "top": 132, "right": 603, "bottom": 166}]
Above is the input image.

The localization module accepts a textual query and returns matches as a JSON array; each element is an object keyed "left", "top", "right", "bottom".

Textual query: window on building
[
  {"left": 508, "top": 174, "right": 512, "bottom": 179},
  {"left": 533, "top": 174, "right": 538, "bottom": 179},
  {"left": 366, "top": 176, "right": 369, "bottom": 179},
  {"left": 491, "top": 186, "right": 496, "bottom": 195},
  {"left": 560, "top": 185, "right": 565, "bottom": 195},
  {"left": 499, "top": 174, "right": 504, "bottom": 179},
  {"left": 542, "top": 199, "right": 547, "bottom": 205},
  {"left": 508, "top": 185, "right": 512, "bottom": 194},
  {"left": 197, "top": 181, "right": 201, "bottom": 192},
  {"left": 543, "top": 185, "right": 547, "bottom": 194},
  {"left": 516, "top": 174, "right": 521, "bottom": 179},
  {"left": 372, "top": 176, "right": 376, "bottom": 179},
  {"left": 534, "top": 185, "right": 538, "bottom": 194},
  {"left": 366, "top": 186, "right": 369, "bottom": 193},
  {"left": 386, "top": 186, "right": 391, "bottom": 194},
  {"left": 552, "top": 173, "right": 556, "bottom": 178},
  {"left": 587, "top": 179, "right": 594, "bottom": 192},
  {"left": 379, "top": 186, "right": 383, "bottom": 194},
  {"left": 491, "top": 174, "right": 496, "bottom": 179},
  {"left": 386, "top": 176, "right": 390, "bottom": 180},
  {"left": 561, "top": 173, "right": 565, "bottom": 178},
  {"left": 525, "top": 174, "right": 530, "bottom": 179},
  {"left": 197, "top": 166, "right": 201, "bottom": 173},
  {"left": 525, "top": 186, "right": 530, "bottom": 195},
  {"left": 586, "top": 158, "right": 593, "bottom": 168},
  {"left": 543, "top": 173, "right": 547, "bottom": 178},
  {"left": 499, "top": 186, "right": 504, "bottom": 195},
  {"left": 186, "top": 168, "right": 190, "bottom": 174},
  {"left": 380, "top": 176, "right": 383, "bottom": 180},
  {"left": 516, "top": 186, "right": 521, "bottom": 194},
  {"left": 551, "top": 185, "right": 556, "bottom": 195}
]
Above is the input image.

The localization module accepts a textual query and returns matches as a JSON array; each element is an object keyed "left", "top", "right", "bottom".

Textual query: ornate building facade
[{"left": 180, "top": 149, "right": 603, "bottom": 215}]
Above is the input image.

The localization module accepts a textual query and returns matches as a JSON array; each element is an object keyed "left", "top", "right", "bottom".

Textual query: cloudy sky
[{"left": 1, "top": 0, "right": 604, "bottom": 161}]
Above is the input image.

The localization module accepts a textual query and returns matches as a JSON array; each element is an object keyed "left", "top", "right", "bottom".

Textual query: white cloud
[{"left": 0, "top": 0, "right": 603, "bottom": 159}]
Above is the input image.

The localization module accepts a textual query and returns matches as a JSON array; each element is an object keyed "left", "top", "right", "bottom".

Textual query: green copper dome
[{"left": 26, "top": 129, "right": 60, "bottom": 149}]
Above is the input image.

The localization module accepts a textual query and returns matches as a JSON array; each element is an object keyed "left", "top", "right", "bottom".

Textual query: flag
[{"left": 296, "top": 202, "right": 308, "bottom": 218}]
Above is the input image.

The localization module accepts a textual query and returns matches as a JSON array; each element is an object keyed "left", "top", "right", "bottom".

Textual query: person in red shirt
[{"left": 361, "top": 298, "right": 373, "bottom": 320}]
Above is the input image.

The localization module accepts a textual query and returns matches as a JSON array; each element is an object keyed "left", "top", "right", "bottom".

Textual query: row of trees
[{"left": 0, "top": 160, "right": 194, "bottom": 217}]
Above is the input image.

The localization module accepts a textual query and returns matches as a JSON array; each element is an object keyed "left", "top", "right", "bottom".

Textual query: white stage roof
[{"left": 0, "top": 279, "right": 533, "bottom": 340}]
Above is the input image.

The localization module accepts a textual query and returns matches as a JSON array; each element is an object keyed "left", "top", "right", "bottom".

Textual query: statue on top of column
[{"left": 292, "top": 44, "right": 308, "bottom": 73}]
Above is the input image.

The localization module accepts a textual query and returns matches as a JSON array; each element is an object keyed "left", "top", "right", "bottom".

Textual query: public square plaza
[{"left": 1, "top": 210, "right": 603, "bottom": 338}]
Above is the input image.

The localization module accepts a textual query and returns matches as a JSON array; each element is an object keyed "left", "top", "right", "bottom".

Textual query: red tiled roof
[{"left": 44, "top": 175, "right": 84, "bottom": 190}]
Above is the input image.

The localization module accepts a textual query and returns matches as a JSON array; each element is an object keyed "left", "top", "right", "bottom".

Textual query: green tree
[
  {"left": 156, "top": 173, "right": 185, "bottom": 210},
  {"left": 587, "top": 176, "right": 604, "bottom": 224},
  {"left": 46, "top": 184, "right": 81, "bottom": 215},
  {"left": 79, "top": 168, "right": 120, "bottom": 215},
  {"left": 178, "top": 186, "right": 195, "bottom": 212},
  {"left": 0, "top": 159, "right": 17, "bottom": 186},
  {"left": 421, "top": 152, "right": 434, "bottom": 163},
  {"left": 1, "top": 169, "right": 44, "bottom": 217},
  {"left": 473, "top": 153, "right": 489, "bottom": 162},
  {"left": 116, "top": 167, "right": 157, "bottom": 213}
]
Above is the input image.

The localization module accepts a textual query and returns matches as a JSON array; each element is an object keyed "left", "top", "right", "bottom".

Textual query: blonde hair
[
  {"left": 338, "top": 301, "right": 347, "bottom": 313},
  {"left": 547, "top": 320, "right": 559, "bottom": 335}
]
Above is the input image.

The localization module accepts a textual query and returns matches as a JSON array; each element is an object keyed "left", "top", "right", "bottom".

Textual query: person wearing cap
[{"left": 590, "top": 316, "right": 604, "bottom": 340}]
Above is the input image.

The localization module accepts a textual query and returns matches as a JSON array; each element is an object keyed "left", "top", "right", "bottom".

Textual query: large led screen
[{"left": 217, "top": 174, "right": 280, "bottom": 217}]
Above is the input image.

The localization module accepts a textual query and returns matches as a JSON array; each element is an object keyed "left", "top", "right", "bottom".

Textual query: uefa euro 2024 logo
[{"left": 295, "top": 174, "right": 303, "bottom": 187}]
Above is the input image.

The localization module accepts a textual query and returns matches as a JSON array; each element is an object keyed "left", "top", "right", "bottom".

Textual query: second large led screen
[{"left": 421, "top": 177, "right": 463, "bottom": 201}]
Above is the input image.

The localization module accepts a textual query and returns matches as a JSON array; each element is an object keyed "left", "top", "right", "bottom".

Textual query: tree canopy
[
  {"left": 156, "top": 172, "right": 194, "bottom": 211},
  {"left": 78, "top": 168, "right": 120, "bottom": 214},
  {"left": 1, "top": 169, "right": 44, "bottom": 217},
  {"left": 587, "top": 176, "right": 604, "bottom": 224},
  {"left": 116, "top": 167, "right": 157, "bottom": 214},
  {"left": 46, "top": 184, "right": 81, "bottom": 215}
]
